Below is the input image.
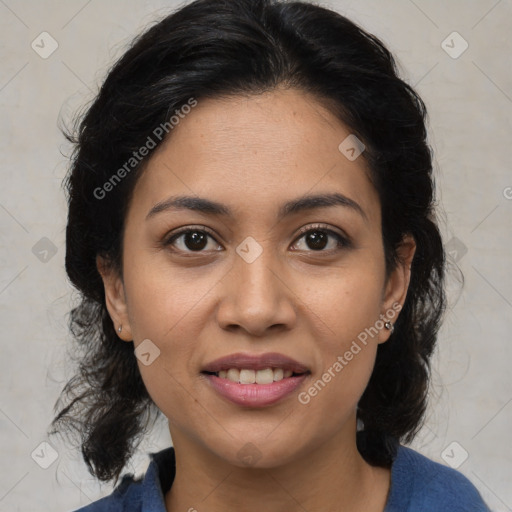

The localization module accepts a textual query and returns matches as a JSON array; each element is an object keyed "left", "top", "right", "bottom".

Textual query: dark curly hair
[{"left": 48, "top": 0, "right": 446, "bottom": 485}]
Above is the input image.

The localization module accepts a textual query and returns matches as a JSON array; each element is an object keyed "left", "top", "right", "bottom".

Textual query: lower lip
[{"left": 203, "top": 373, "right": 309, "bottom": 407}]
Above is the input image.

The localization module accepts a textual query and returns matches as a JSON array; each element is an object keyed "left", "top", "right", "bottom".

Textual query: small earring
[
  {"left": 117, "top": 325, "right": 122, "bottom": 333},
  {"left": 384, "top": 321, "right": 394, "bottom": 333}
]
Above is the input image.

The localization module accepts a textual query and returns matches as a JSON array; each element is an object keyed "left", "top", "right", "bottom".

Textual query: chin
[{"left": 207, "top": 433, "right": 307, "bottom": 470}]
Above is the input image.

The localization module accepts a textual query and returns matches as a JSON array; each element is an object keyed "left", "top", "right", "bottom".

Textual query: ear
[
  {"left": 377, "top": 234, "right": 416, "bottom": 344},
  {"left": 96, "top": 254, "right": 132, "bottom": 341}
]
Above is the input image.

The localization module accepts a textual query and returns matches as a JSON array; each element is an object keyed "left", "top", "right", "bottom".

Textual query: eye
[
  {"left": 163, "top": 223, "right": 351, "bottom": 255},
  {"left": 163, "top": 226, "right": 222, "bottom": 253},
  {"left": 291, "top": 223, "right": 351, "bottom": 252}
]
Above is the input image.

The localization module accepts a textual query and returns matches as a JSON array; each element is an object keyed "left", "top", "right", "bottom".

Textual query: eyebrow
[{"left": 146, "top": 192, "right": 368, "bottom": 223}]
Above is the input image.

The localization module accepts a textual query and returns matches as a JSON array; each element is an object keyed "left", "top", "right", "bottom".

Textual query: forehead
[{"left": 129, "top": 88, "right": 380, "bottom": 227}]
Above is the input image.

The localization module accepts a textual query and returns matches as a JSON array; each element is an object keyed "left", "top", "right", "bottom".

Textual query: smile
[{"left": 201, "top": 351, "right": 311, "bottom": 407}]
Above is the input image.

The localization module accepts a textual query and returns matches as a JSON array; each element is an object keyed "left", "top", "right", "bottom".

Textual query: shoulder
[
  {"left": 70, "top": 474, "right": 144, "bottom": 512},
  {"left": 386, "top": 445, "right": 491, "bottom": 512},
  {"left": 68, "top": 446, "right": 175, "bottom": 512}
]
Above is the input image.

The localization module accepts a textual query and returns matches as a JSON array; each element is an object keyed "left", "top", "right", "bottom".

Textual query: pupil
[
  {"left": 307, "top": 231, "right": 327, "bottom": 250},
  {"left": 185, "top": 231, "right": 207, "bottom": 251}
]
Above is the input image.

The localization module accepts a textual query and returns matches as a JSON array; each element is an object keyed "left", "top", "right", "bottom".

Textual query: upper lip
[{"left": 202, "top": 352, "right": 310, "bottom": 373}]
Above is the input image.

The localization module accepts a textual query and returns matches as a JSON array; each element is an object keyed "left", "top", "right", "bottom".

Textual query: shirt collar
[
  {"left": 141, "top": 446, "right": 176, "bottom": 511},
  {"left": 139, "top": 445, "right": 407, "bottom": 511}
]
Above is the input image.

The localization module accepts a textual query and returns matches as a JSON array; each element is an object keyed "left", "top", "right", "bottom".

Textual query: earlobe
[
  {"left": 96, "top": 255, "right": 132, "bottom": 341},
  {"left": 378, "top": 234, "right": 416, "bottom": 343}
]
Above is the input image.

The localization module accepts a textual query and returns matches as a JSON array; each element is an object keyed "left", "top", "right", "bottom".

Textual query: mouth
[{"left": 201, "top": 352, "right": 311, "bottom": 407}]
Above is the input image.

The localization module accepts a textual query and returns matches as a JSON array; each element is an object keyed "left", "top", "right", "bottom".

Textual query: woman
[{"left": 49, "top": 0, "right": 491, "bottom": 510}]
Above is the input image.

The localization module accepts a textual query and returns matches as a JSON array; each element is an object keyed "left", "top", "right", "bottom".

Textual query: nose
[{"left": 216, "top": 244, "right": 297, "bottom": 337}]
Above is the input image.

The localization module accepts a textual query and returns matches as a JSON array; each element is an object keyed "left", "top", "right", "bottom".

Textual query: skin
[{"left": 97, "top": 87, "right": 416, "bottom": 512}]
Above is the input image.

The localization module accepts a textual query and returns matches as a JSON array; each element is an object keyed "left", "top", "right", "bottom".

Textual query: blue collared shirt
[{"left": 72, "top": 444, "right": 491, "bottom": 511}]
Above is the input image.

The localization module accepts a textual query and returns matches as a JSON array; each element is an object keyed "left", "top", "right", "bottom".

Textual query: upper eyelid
[
  {"left": 296, "top": 223, "right": 346, "bottom": 237},
  {"left": 165, "top": 223, "right": 348, "bottom": 248}
]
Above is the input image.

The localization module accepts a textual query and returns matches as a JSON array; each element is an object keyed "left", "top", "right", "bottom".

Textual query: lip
[
  {"left": 201, "top": 352, "right": 310, "bottom": 408},
  {"left": 201, "top": 352, "right": 310, "bottom": 373},
  {"left": 203, "top": 373, "right": 309, "bottom": 407}
]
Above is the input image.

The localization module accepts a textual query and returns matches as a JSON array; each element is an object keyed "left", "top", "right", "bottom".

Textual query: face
[{"left": 98, "top": 88, "right": 415, "bottom": 469}]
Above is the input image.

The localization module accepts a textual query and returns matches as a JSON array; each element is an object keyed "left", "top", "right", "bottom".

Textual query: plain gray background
[{"left": 1, "top": 0, "right": 511, "bottom": 510}]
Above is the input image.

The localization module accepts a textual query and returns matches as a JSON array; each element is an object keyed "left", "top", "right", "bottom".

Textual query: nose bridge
[
  {"left": 216, "top": 235, "right": 295, "bottom": 335},
  {"left": 236, "top": 237, "right": 277, "bottom": 299}
]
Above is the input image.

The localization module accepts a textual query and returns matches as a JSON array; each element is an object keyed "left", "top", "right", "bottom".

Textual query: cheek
[
  {"left": 131, "top": 303, "right": 203, "bottom": 431},
  {"left": 123, "top": 246, "right": 229, "bottom": 443},
  {"left": 123, "top": 250, "right": 214, "bottom": 343},
  {"left": 294, "top": 258, "right": 384, "bottom": 412},
  {"left": 296, "top": 287, "right": 380, "bottom": 432},
  {"left": 300, "top": 257, "right": 385, "bottom": 347},
  {"left": 122, "top": 254, "right": 220, "bottom": 417}
]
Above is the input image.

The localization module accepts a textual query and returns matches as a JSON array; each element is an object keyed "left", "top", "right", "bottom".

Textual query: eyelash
[{"left": 163, "top": 223, "right": 351, "bottom": 255}]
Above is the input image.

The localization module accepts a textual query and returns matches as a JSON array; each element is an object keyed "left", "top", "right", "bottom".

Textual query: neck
[{"left": 164, "top": 417, "right": 391, "bottom": 512}]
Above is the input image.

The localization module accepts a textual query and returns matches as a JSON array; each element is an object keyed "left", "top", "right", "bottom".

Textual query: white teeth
[
  {"left": 273, "top": 368, "right": 284, "bottom": 381},
  {"left": 216, "top": 367, "right": 297, "bottom": 383},
  {"left": 256, "top": 368, "right": 274, "bottom": 384},
  {"left": 239, "top": 369, "right": 256, "bottom": 384},
  {"left": 227, "top": 368, "right": 240, "bottom": 382}
]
